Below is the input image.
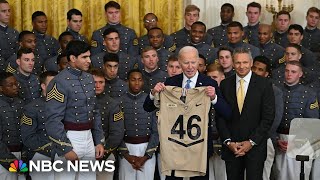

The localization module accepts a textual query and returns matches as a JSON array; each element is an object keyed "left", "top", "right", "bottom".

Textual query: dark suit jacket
[
  {"left": 143, "top": 73, "right": 231, "bottom": 119},
  {"left": 217, "top": 73, "right": 275, "bottom": 161},
  {"left": 143, "top": 72, "right": 232, "bottom": 156}
]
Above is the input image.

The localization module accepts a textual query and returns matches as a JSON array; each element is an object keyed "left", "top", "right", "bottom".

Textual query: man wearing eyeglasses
[{"left": 138, "top": 13, "right": 176, "bottom": 54}]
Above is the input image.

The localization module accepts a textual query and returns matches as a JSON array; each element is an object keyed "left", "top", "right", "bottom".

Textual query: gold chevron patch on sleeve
[
  {"left": 279, "top": 55, "right": 286, "bottom": 64},
  {"left": 57, "top": 48, "right": 62, "bottom": 55},
  {"left": 168, "top": 44, "right": 177, "bottom": 52},
  {"left": 21, "top": 113, "right": 32, "bottom": 126},
  {"left": 133, "top": 38, "right": 139, "bottom": 46},
  {"left": 133, "top": 63, "right": 139, "bottom": 69},
  {"left": 46, "top": 83, "right": 65, "bottom": 103},
  {"left": 6, "top": 63, "right": 16, "bottom": 73},
  {"left": 91, "top": 40, "right": 97, "bottom": 47},
  {"left": 243, "top": 38, "right": 249, "bottom": 43},
  {"left": 113, "top": 111, "right": 124, "bottom": 122},
  {"left": 310, "top": 99, "right": 319, "bottom": 110}
]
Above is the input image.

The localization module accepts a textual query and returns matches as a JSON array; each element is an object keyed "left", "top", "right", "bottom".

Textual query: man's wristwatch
[
  {"left": 225, "top": 140, "right": 231, "bottom": 146},
  {"left": 249, "top": 139, "right": 255, "bottom": 146},
  {"left": 145, "top": 153, "right": 152, "bottom": 159}
]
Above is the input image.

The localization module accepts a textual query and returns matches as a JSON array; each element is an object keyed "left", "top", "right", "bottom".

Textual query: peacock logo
[{"left": 9, "top": 160, "right": 28, "bottom": 173}]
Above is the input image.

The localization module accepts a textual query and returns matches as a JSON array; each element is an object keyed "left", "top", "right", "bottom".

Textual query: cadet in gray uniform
[
  {"left": 21, "top": 71, "right": 58, "bottom": 180},
  {"left": 31, "top": 11, "right": 60, "bottom": 61},
  {"left": 6, "top": 31, "right": 44, "bottom": 75},
  {"left": 45, "top": 41, "right": 104, "bottom": 180},
  {"left": 0, "top": 0, "right": 19, "bottom": 73},
  {"left": 91, "top": 27, "right": 137, "bottom": 80},
  {"left": 89, "top": 68, "right": 124, "bottom": 180},
  {"left": 287, "top": 24, "right": 317, "bottom": 68},
  {"left": 44, "top": 31, "right": 74, "bottom": 72},
  {"left": 217, "top": 46, "right": 235, "bottom": 78},
  {"left": 273, "top": 11, "right": 291, "bottom": 48},
  {"left": 274, "top": 61, "right": 319, "bottom": 180},
  {"left": 258, "top": 24, "right": 285, "bottom": 69},
  {"left": 170, "top": 5, "right": 213, "bottom": 49},
  {"left": 91, "top": 1, "right": 138, "bottom": 56},
  {"left": 301, "top": 7, "right": 320, "bottom": 54},
  {"left": 166, "top": 55, "right": 182, "bottom": 77},
  {"left": 243, "top": 2, "right": 262, "bottom": 47},
  {"left": 178, "top": 21, "right": 218, "bottom": 65},
  {"left": 146, "top": 27, "right": 173, "bottom": 71},
  {"left": 138, "top": 13, "right": 176, "bottom": 54},
  {"left": 140, "top": 46, "right": 168, "bottom": 93},
  {"left": 225, "top": 21, "right": 260, "bottom": 58},
  {"left": 66, "top": 8, "right": 88, "bottom": 43},
  {"left": 251, "top": 56, "right": 284, "bottom": 180},
  {"left": 0, "top": 72, "right": 24, "bottom": 180},
  {"left": 13, "top": 48, "right": 41, "bottom": 103},
  {"left": 118, "top": 69, "right": 159, "bottom": 180},
  {"left": 198, "top": 54, "right": 207, "bottom": 74},
  {"left": 102, "top": 53, "right": 128, "bottom": 99},
  {"left": 207, "top": 3, "right": 234, "bottom": 48},
  {"left": 272, "top": 44, "right": 317, "bottom": 88}
]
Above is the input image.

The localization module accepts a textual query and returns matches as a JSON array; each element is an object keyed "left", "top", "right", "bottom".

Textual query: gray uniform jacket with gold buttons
[
  {"left": 6, "top": 54, "right": 45, "bottom": 75},
  {"left": 273, "top": 31, "right": 289, "bottom": 48},
  {"left": 269, "top": 85, "right": 283, "bottom": 143},
  {"left": 96, "top": 93, "right": 124, "bottom": 154},
  {"left": 207, "top": 24, "right": 229, "bottom": 48},
  {"left": 225, "top": 41, "right": 260, "bottom": 59},
  {"left": 45, "top": 66, "right": 104, "bottom": 156},
  {"left": 91, "top": 51, "right": 137, "bottom": 80},
  {"left": 21, "top": 97, "right": 52, "bottom": 159},
  {"left": 156, "top": 47, "right": 173, "bottom": 71},
  {"left": 141, "top": 69, "right": 168, "bottom": 94},
  {"left": 14, "top": 71, "right": 41, "bottom": 104},
  {"left": 118, "top": 91, "right": 159, "bottom": 158},
  {"left": 189, "top": 42, "right": 218, "bottom": 65},
  {"left": 66, "top": 27, "right": 88, "bottom": 43},
  {"left": 0, "top": 26, "right": 19, "bottom": 73},
  {"left": 105, "top": 77, "right": 128, "bottom": 100},
  {"left": 43, "top": 55, "right": 58, "bottom": 72},
  {"left": 258, "top": 41, "right": 285, "bottom": 69},
  {"left": 302, "top": 28, "right": 320, "bottom": 53},
  {"left": 137, "top": 47, "right": 173, "bottom": 72},
  {"left": 225, "top": 69, "right": 235, "bottom": 78},
  {"left": 170, "top": 27, "right": 213, "bottom": 49},
  {"left": 138, "top": 34, "right": 176, "bottom": 54},
  {"left": 91, "top": 23, "right": 138, "bottom": 56},
  {"left": 300, "top": 46, "right": 317, "bottom": 68},
  {"left": 272, "top": 64, "right": 317, "bottom": 88},
  {"left": 0, "top": 94, "right": 24, "bottom": 170},
  {"left": 33, "top": 31, "right": 60, "bottom": 61},
  {"left": 278, "top": 83, "right": 319, "bottom": 131},
  {"left": 244, "top": 23, "right": 260, "bottom": 47}
]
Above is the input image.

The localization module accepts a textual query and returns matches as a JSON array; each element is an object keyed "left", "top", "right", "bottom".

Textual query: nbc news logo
[{"left": 9, "top": 160, "right": 28, "bottom": 173}]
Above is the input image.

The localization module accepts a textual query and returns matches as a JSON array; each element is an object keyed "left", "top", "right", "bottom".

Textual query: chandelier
[{"left": 266, "top": 0, "right": 294, "bottom": 14}]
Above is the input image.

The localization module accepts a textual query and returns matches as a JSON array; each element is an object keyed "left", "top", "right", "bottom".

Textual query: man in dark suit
[
  {"left": 217, "top": 48, "right": 275, "bottom": 180},
  {"left": 144, "top": 46, "right": 231, "bottom": 180}
]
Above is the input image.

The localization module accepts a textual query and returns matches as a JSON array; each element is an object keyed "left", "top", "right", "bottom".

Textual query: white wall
[{"left": 184, "top": 0, "right": 320, "bottom": 28}]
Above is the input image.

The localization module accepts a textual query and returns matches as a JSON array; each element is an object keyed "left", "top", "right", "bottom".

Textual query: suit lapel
[
  {"left": 242, "top": 73, "right": 257, "bottom": 114},
  {"left": 196, "top": 73, "right": 204, "bottom": 87},
  {"left": 229, "top": 76, "right": 240, "bottom": 115},
  {"left": 174, "top": 74, "right": 184, "bottom": 86}
]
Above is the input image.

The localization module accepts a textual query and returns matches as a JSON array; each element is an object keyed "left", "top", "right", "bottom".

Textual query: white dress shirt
[{"left": 235, "top": 70, "right": 252, "bottom": 99}]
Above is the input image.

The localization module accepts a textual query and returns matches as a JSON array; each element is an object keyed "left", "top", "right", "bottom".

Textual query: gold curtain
[{"left": 8, "top": 0, "right": 184, "bottom": 39}]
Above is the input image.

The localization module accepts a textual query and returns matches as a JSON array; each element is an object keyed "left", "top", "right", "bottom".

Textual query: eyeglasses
[{"left": 144, "top": 19, "right": 157, "bottom": 23}]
